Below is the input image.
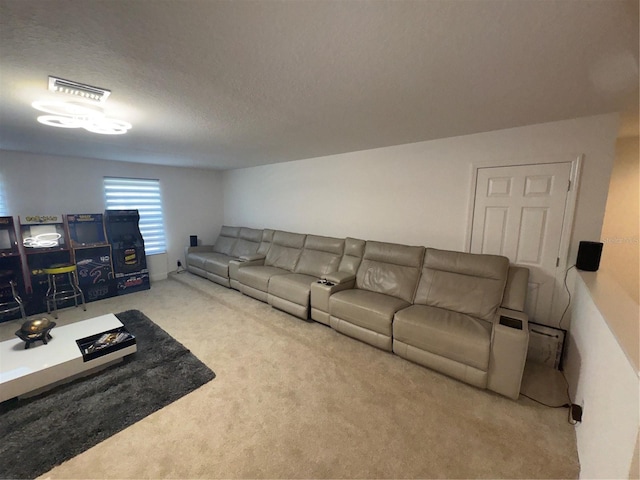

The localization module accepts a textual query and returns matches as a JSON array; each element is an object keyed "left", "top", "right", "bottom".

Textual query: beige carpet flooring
[{"left": 0, "top": 273, "right": 580, "bottom": 478}]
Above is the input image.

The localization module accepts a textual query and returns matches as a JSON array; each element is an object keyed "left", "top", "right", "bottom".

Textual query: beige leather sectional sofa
[{"left": 186, "top": 226, "right": 530, "bottom": 400}]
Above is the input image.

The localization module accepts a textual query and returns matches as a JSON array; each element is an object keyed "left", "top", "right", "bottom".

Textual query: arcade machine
[
  {"left": 67, "top": 213, "right": 117, "bottom": 302},
  {"left": 0, "top": 216, "right": 27, "bottom": 322},
  {"left": 18, "top": 214, "right": 72, "bottom": 315},
  {"left": 104, "top": 209, "right": 150, "bottom": 295}
]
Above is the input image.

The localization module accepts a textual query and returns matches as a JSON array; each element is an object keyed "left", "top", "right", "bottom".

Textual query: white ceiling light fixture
[
  {"left": 32, "top": 76, "right": 132, "bottom": 135},
  {"left": 48, "top": 76, "right": 111, "bottom": 103}
]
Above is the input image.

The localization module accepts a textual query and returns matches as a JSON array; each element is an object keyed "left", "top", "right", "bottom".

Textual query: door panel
[
  {"left": 516, "top": 207, "right": 547, "bottom": 264},
  {"left": 482, "top": 207, "right": 508, "bottom": 255},
  {"left": 471, "top": 163, "right": 572, "bottom": 324}
]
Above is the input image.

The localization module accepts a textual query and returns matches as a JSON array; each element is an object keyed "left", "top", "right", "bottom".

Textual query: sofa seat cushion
[
  {"left": 238, "top": 266, "right": 290, "bottom": 292},
  {"left": 393, "top": 305, "right": 492, "bottom": 371},
  {"left": 330, "top": 289, "right": 410, "bottom": 336},
  {"left": 268, "top": 273, "right": 317, "bottom": 306},
  {"left": 203, "top": 254, "right": 235, "bottom": 278},
  {"left": 187, "top": 252, "right": 227, "bottom": 270}
]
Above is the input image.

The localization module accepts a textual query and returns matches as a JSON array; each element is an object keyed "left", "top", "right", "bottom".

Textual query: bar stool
[
  {"left": 0, "top": 270, "right": 26, "bottom": 321},
  {"left": 43, "top": 263, "right": 86, "bottom": 319}
]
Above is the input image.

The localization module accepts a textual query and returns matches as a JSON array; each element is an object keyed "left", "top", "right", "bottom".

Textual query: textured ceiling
[{"left": 0, "top": 0, "right": 638, "bottom": 170}]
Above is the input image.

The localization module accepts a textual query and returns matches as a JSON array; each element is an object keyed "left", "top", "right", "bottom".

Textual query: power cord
[
  {"left": 520, "top": 392, "right": 570, "bottom": 409},
  {"left": 521, "top": 366, "right": 582, "bottom": 425},
  {"left": 559, "top": 264, "right": 576, "bottom": 330}
]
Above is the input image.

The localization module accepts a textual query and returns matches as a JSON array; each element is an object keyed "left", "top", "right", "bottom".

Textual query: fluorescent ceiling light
[
  {"left": 33, "top": 77, "right": 132, "bottom": 135},
  {"left": 48, "top": 76, "right": 111, "bottom": 103}
]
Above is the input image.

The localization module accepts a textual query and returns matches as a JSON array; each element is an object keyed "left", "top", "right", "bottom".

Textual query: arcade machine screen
[
  {"left": 68, "top": 215, "right": 107, "bottom": 247},
  {"left": 74, "top": 222, "right": 104, "bottom": 245},
  {"left": 0, "top": 230, "right": 11, "bottom": 251},
  {"left": 22, "top": 224, "right": 65, "bottom": 249}
]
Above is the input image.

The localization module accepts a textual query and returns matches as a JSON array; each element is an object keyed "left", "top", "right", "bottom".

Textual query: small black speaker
[
  {"left": 576, "top": 241, "right": 603, "bottom": 271},
  {"left": 189, "top": 235, "right": 198, "bottom": 247}
]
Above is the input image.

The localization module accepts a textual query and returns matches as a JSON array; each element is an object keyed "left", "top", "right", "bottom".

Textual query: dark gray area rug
[{"left": 0, "top": 310, "right": 216, "bottom": 479}]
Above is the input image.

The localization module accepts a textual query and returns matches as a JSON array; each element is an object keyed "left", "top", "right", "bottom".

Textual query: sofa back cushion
[
  {"left": 338, "top": 237, "right": 365, "bottom": 275},
  {"left": 231, "top": 227, "right": 263, "bottom": 258},
  {"left": 212, "top": 226, "right": 240, "bottom": 256},
  {"left": 265, "top": 231, "right": 306, "bottom": 271},
  {"left": 414, "top": 248, "right": 509, "bottom": 321},
  {"left": 257, "top": 229, "right": 275, "bottom": 256},
  {"left": 295, "top": 235, "right": 344, "bottom": 277},
  {"left": 356, "top": 241, "right": 425, "bottom": 303}
]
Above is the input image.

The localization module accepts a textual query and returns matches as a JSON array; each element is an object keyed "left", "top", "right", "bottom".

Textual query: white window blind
[
  {"left": 104, "top": 177, "right": 167, "bottom": 255},
  {"left": 0, "top": 174, "right": 7, "bottom": 216}
]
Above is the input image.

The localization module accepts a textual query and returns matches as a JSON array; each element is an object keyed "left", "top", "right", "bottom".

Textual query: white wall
[
  {"left": 0, "top": 150, "right": 224, "bottom": 280},
  {"left": 564, "top": 272, "right": 639, "bottom": 479},
  {"left": 600, "top": 134, "right": 639, "bottom": 304},
  {"left": 223, "top": 114, "right": 619, "bottom": 264}
]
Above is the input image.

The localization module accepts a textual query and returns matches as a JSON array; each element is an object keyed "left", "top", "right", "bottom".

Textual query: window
[
  {"left": 0, "top": 174, "right": 7, "bottom": 216},
  {"left": 104, "top": 177, "right": 167, "bottom": 255}
]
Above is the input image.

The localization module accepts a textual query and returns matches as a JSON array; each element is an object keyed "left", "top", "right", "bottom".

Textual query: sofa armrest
[
  {"left": 495, "top": 307, "right": 529, "bottom": 328},
  {"left": 322, "top": 271, "right": 356, "bottom": 285},
  {"left": 229, "top": 257, "right": 266, "bottom": 283},
  {"left": 488, "top": 308, "right": 529, "bottom": 400},
  {"left": 238, "top": 257, "right": 265, "bottom": 267},
  {"left": 239, "top": 253, "right": 266, "bottom": 262},
  {"left": 186, "top": 245, "right": 215, "bottom": 254},
  {"left": 310, "top": 279, "right": 356, "bottom": 325}
]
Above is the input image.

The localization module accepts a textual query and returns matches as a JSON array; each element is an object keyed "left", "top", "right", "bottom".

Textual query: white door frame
[{"left": 465, "top": 155, "right": 583, "bottom": 325}]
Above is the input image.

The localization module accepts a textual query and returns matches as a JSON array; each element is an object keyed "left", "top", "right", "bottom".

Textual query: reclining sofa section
[
  {"left": 267, "top": 234, "right": 345, "bottom": 319},
  {"left": 187, "top": 226, "right": 530, "bottom": 399},
  {"left": 237, "top": 230, "right": 307, "bottom": 302},
  {"left": 186, "top": 226, "right": 264, "bottom": 288},
  {"left": 393, "top": 248, "right": 525, "bottom": 398},
  {"left": 329, "top": 241, "right": 424, "bottom": 351}
]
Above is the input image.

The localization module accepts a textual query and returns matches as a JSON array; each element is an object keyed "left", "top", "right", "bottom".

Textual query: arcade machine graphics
[
  {"left": 0, "top": 216, "right": 27, "bottom": 322},
  {"left": 18, "top": 214, "right": 73, "bottom": 315},
  {"left": 67, "top": 213, "right": 117, "bottom": 302},
  {"left": 104, "top": 209, "right": 150, "bottom": 295}
]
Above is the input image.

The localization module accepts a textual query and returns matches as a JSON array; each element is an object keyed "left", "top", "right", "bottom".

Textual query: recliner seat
[
  {"left": 238, "top": 231, "right": 306, "bottom": 302},
  {"left": 229, "top": 229, "right": 275, "bottom": 290},
  {"left": 267, "top": 234, "right": 345, "bottom": 319},
  {"left": 392, "top": 248, "right": 527, "bottom": 398},
  {"left": 186, "top": 226, "right": 263, "bottom": 288},
  {"left": 329, "top": 241, "right": 425, "bottom": 351}
]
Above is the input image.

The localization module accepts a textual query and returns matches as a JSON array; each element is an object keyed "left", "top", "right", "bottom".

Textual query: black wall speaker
[
  {"left": 576, "top": 241, "right": 603, "bottom": 271},
  {"left": 189, "top": 235, "right": 198, "bottom": 247}
]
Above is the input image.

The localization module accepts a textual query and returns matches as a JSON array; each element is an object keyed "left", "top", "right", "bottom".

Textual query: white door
[{"left": 470, "top": 163, "right": 572, "bottom": 325}]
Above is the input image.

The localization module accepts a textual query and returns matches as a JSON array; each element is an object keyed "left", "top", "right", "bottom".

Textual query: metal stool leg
[
  {"left": 45, "top": 273, "right": 53, "bottom": 316},
  {"left": 50, "top": 273, "right": 59, "bottom": 319},
  {"left": 0, "top": 279, "right": 26, "bottom": 321},
  {"left": 70, "top": 269, "right": 86, "bottom": 311},
  {"left": 9, "top": 280, "right": 26, "bottom": 321}
]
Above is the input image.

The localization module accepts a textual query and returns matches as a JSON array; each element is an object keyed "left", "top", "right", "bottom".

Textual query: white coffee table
[{"left": 0, "top": 313, "right": 137, "bottom": 402}]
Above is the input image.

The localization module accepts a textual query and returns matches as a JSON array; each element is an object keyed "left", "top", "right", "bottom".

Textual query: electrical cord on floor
[
  {"left": 521, "top": 392, "right": 570, "bottom": 409},
  {"left": 521, "top": 366, "right": 581, "bottom": 425}
]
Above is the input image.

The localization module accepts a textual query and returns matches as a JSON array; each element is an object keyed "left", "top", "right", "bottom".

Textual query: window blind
[
  {"left": 104, "top": 177, "right": 167, "bottom": 255},
  {"left": 0, "top": 175, "right": 7, "bottom": 216}
]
